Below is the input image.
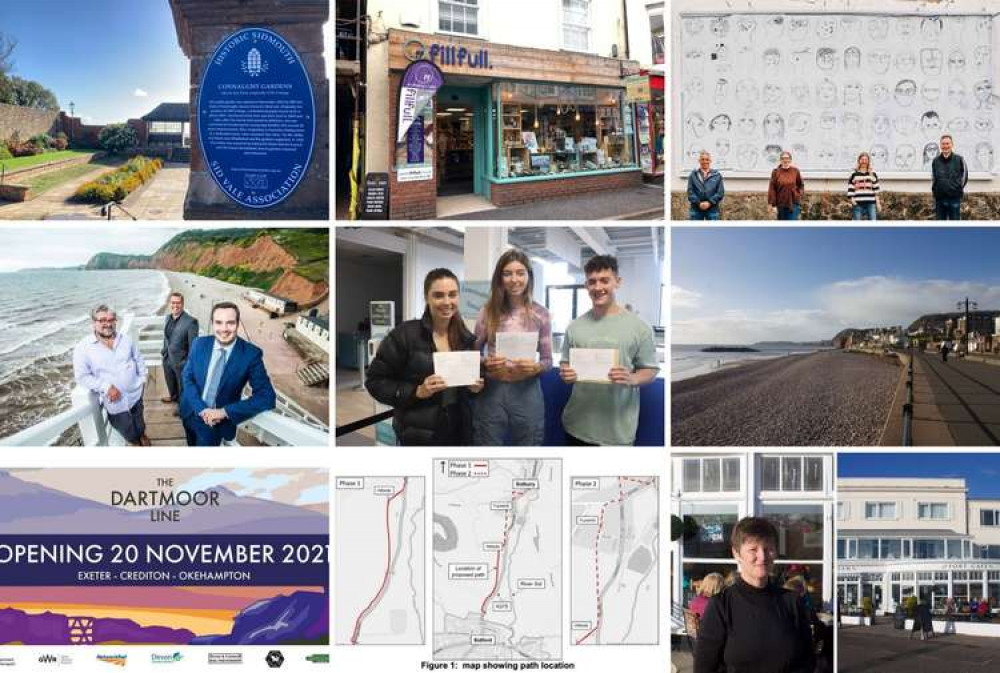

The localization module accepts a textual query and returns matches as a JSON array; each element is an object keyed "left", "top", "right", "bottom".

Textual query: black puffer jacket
[{"left": 365, "top": 312, "right": 478, "bottom": 445}]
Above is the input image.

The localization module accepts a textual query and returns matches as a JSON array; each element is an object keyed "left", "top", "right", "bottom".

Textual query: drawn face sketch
[
  {"left": 817, "top": 48, "right": 837, "bottom": 72},
  {"left": 974, "top": 80, "right": 996, "bottom": 109},
  {"left": 871, "top": 82, "right": 891, "bottom": 105},
  {"left": 684, "top": 49, "right": 705, "bottom": 74},
  {"left": 686, "top": 113, "right": 707, "bottom": 138},
  {"left": 682, "top": 18, "right": 705, "bottom": 37},
  {"left": 974, "top": 46, "right": 991, "bottom": 69},
  {"left": 948, "top": 117, "right": 970, "bottom": 133},
  {"left": 735, "top": 17, "right": 757, "bottom": 42},
  {"left": 975, "top": 116, "right": 995, "bottom": 134},
  {"left": 763, "top": 82, "right": 784, "bottom": 105},
  {"left": 715, "top": 138, "right": 731, "bottom": 160},
  {"left": 763, "top": 48, "right": 782, "bottom": 72},
  {"left": 763, "top": 113, "right": 784, "bottom": 140},
  {"left": 921, "top": 49, "right": 944, "bottom": 77},
  {"left": 844, "top": 47, "right": 862, "bottom": 70},
  {"left": 976, "top": 17, "right": 993, "bottom": 38},
  {"left": 841, "top": 17, "right": 862, "bottom": 39},
  {"left": 817, "top": 79, "right": 838, "bottom": 107},
  {"left": 791, "top": 83, "right": 811, "bottom": 105},
  {"left": 790, "top": 48, "right": 813, "bottom": 76},
  {"left": 736, "top": 81, "right": 759, "bottom": 107},
  {"left": 920, "top": 18, "right": 944, "bottom": 42},
  {"left": 949, "top": 81, "right": 968, "bottom": 109},
  {"left": 789, "top": 112, "right": 811, "bottom": 134},
  {"left": 921, "top": 111, "right": 942, "bottom": 133},
  {"left": 788, "top": 17, "right": 810, "bottom": 41},
  {"left": 895, "top": 144, "right": 916, "bottom": 169},
  {"left": 976, "top": 142, "right": 994, "bottom": 171},
  {"left": 685, "top": 145, "right": 702, "bottom": 164},
  {"left": 842, "top": 113, "right": 862, "bottom": 136},
  {"left": 895, "top": 79, "right": 918, "bottom": 107},
  {"left": 711, "top": 78, "right": 728, "bottom": 105},
  {"left": 922, "top": 82, "right": 942, "bottom": 104},
  {"left": 710, "top": 17, "right": 730, "bottom": 38},
  {"left": 736, "top": 143, "right": 758, "bottom": 169},
  {"left": 685, "top": 77, "right": 704, "bottom": 99},
  {"left": 764, "top": 145, "right": 783, "bottom": 166},
  {"left": 871, "top": 145, "right": 889, "bottom": 167},
  {"left": 868, "top": 50, "right": 891, "bottom": 75},
  {"left": 949, "top": 50, "right": 967, "bottom": 73},
  {"left": 868, "top": 17, "right": 889, "bottom": 41},
  {"left": 844, "top": 82, "right": 863, "bottom": 107},
  {"left": 791, "top": 144, "right": 809, "bottom": 164},
  {"left": 817, "top": 145, "right": 837, "bottom": 168},
  {"left": 816, "top": 17, "right": 837, "bottom": 40},
  {"left": 737, "top": 113, "right": 757, "bottom": 137},
  {"left": 763, "top": 16, "right": 785, "bottom": 40},
  {"left": 709, "top": 43, "right": 731, "bottom": 67},
  {"left": 819, "top": 110, "right": 837, "bottom": 131},
  {"left": 873, "top": 114, "right": 891, "bottom": 137},
  {"left": 894, "top": 115, "right": 918, "bottom": 136},
  {"left": 895, "top": 51, "right": 916, "bottom": 74},
  {"left": 709, "top": 114, "right": 732, "bottom": 134},
  {"left": 923, "top": 142, "right": 940, "bottom": 167},
  {"left": 896, "top": 17, "right": 919, "bottom": 38}
]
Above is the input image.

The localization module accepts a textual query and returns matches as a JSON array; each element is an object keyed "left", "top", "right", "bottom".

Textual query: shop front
[
  {"left": 625, "top": 71, "right": 664, "bottom": 179},
  {"left": 387, "top": 29, "right": 643, "bottom": 219}
]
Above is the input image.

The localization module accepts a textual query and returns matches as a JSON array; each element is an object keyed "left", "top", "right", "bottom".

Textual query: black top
[
  {"left": 695, "top": 578, "right": 816, "bottom": 673},
  {"left": 931, "top": 152, "right": 969, "bottom": 199},
  {"left": 365, "top": 311, "right": 477, "bottom": 446}
]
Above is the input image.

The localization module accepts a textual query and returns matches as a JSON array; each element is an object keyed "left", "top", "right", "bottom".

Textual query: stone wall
[
  {"left": 0, "top": 103, "right": 60, "bottom": 141},
  {"left": 671, "top": 191, "right": 1000, "bottom": 221}
]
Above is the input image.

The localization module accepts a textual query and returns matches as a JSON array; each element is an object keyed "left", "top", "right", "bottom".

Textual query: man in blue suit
[{"left": 180, "top": 302, "right": 276, "bottom": 446}]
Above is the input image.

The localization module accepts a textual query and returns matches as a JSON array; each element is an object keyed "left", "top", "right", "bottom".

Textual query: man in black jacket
[
  {"left": 161, "top": 292, "right": 199, "bottom": 415},
  {"left": 931, "top": 135, "right": 968, "bottom": 220}
]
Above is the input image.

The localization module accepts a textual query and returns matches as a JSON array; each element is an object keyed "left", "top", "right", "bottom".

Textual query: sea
[
  {"left": 671, "top": 343, "right": 832, "bottom": 382},
  {"left": 0, "top": 269, "right": 169, "bottom": 441}
]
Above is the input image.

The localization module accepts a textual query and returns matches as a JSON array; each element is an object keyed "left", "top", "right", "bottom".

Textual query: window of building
[
  {"left": 864, "top": 502, "right": 896, "bottom": 520},
  {"left": 682, "top": 561, "right": 736, "bottom": 608},
  {"left": 761, "top": 456, "right": 824, "bottom": 492},
  {"left": 439, "top": 0, "right": 479, "bottom": 36},
  {"left": 879, "top": 539, "right": 902, "bottom": 559},
  {"left": 946, "top": 539, "right": 964, "bottom": 559},
  {"left": 760, "top": 504, "right": 824, "bottom": 560},
  {"left": 681, "top": 503, "right": 739, "bottom": 559},
  {"left": 837, "top": 501, "right": 848, "bottom": 520},
  {"left": 562, "top": 0, "right": 591, "bottom": 52},
  {"left": 679, "top": 457, "right": 740, "bottom": 494},
  {"left": 918, "top": 503, "right": 949, "bottom": 520},
  {"left": 649, "top": 11, "right": 664, "bottom": 65},
  {"left": 837, "top": 538, "right": 846, "bottom": 559},
  {"left": 982, "top": 509, "right": 1000, "bottom": 526},
  {"left": 858, "top": 538, "right": 877, "bottom": 559},
  {"left": 495, "top": 82, "right": 636, "bottom": 179},
  {"left": 914, "top": 539, "right": 945, "bottom": 559}
]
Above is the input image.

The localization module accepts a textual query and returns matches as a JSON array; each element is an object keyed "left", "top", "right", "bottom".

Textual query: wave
[{"left": 0, "top": 316, "right": 89, "bottom": 357}]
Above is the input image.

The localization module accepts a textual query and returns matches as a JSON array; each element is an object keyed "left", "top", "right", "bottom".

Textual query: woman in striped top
[{"left": 847, "top": 152, "right": 880, "bottom": 221}]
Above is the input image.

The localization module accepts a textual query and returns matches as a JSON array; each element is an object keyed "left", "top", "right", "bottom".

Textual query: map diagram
[
  {"left": 336, "top": 476, "right": 425, "bottom": 645},
  {"left": 433, "top": 459, "right": 561, "bottom": 660},
  {"left": 571, "top": 476, "right": 658, "bottom": 646}
]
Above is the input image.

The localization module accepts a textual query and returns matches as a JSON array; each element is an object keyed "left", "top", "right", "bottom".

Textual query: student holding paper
[
  {"left": 559, "top": 255, "right": 658, "bottom": 445},
  {"left": 473, "top": 250, "right": 553, "bottom": 445},
  {"left": 366, "top": 268, "right": 484, "bottom": 445}
]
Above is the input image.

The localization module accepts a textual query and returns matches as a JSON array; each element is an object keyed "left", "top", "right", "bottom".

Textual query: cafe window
[
  {"left": 562, "top": 0, "right": 591, "bottom": 52},
  {"left": 439, "top": 0, "right": 479, "bottom": 36},
  {"left": 494, "top": 82, "right": 635, "bottom": 179}
]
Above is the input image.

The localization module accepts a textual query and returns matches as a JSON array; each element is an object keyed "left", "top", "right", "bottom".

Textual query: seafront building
[
  {"left": 671, "top": 451, "right": 836, "bottom": 630},
  {"left": 837, "top": 478, "right": 1000, "bottom": 614}
]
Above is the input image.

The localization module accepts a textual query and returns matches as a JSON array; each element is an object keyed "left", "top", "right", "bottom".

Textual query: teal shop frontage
[{"left": 387, "top": 29, "right": 643, "bottom": 219}]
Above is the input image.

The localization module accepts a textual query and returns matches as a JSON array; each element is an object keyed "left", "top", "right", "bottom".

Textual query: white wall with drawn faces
[{"left": 679, "top": 13, "right": 999, "bottom": 175}]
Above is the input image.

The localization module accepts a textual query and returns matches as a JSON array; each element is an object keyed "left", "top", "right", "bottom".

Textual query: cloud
[
  {"left": 673, "top": 308, "right": 832, "bottom": 344},
  {"left": 672, "top": 285, "right": 703, "bottom": 309},
  {"left": 133, "top": 88, "right": 148, "bottom": 97}
]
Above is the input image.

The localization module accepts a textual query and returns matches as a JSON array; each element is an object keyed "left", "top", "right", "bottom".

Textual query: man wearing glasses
[{"left": 72, "top": 304, "right": 150, "bottom": 446}]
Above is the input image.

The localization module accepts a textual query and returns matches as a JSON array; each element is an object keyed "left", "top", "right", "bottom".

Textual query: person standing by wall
[
  {"left": 931, "top": 134, "right": 969, "bottom": 220},
  {"left": 847, "top": 152, "right": 881, "bottom": 220},
  {"left": 768, "top": 151, "right": 805, "bottom": 220},
  {"left": 688, "top": 151, "right": 725, "bottom": 220}
]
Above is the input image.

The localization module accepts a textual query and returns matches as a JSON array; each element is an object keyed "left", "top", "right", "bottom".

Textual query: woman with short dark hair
[{"left": 694, "top": 516, "right": 816, "bottom": 673}]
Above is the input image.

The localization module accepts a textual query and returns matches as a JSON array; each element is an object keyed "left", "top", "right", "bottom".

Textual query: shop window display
[{"left": 495, "top": 82, "right": 635, "bottom": 179}]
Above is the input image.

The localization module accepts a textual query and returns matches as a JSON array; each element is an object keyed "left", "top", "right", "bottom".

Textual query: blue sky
[
  {"left": 838, "top": 453, "right": 1000, "bottom": 499},
  {"left": 672, "top": 227, "right": 1000, "bottom": 344},
  {"left": 2, "top": 0, "right": 189, "bottom": 124}
]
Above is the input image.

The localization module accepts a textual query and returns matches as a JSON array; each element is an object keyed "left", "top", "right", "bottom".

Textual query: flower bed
[{"left": 74, "top": 156, "right": 163, "bottom": 203}]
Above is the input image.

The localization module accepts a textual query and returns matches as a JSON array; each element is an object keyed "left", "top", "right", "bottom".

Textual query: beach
[
  {"left": 163, "top": 271, "right": 329, "bottom": 424},
  {"left": 671, "top": 350, "right": 900, "bottom": 446}
]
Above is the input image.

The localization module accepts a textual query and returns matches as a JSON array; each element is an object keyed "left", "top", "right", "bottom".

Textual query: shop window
[
  {"left": 775, "top": 561, "right": 824, "bottom": 609},
  {"left": 681, "top": 503, "right": 739, "bottom": 559},
  {"left": 562, "top": 0, "right": 591, "bottom": 52},
  {"left": 439, "top": 0, "right": 479, "bottom": 36},
  {"left": 761, "top": 504, "right": 824, "bottom": 560},
  {"left": 494, "top": 82, "right": 635, "bottom": 179},
  {"left": 864, "top": 501, "right": 896, "bottom": 520},
  {"left": 682, "top": 561, "right": 736, "bottom": 609},
  {"left": 918, "top": 502, "right": 949, "bottom": 520}
]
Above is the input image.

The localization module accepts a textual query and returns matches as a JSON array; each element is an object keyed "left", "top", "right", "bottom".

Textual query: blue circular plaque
[{"left": 198, "top": 27, "right": 316, "bottom": 209}]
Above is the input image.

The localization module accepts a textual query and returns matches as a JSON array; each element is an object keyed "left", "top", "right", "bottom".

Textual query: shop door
[{"left": 436, "top": 86, "right": 488, "bottom": 198}]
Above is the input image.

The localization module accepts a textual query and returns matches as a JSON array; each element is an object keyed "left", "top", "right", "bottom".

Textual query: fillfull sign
[{"left": 396, "top": 60, "right": 444, "bottom": 144}]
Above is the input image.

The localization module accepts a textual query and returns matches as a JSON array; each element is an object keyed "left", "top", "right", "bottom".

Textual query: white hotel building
[
  {"left": 671, "top": 451, "right": 836, "bottom": 628},
  {"left": 837, "top": 478, "right": 1000, "bottom": 614}
]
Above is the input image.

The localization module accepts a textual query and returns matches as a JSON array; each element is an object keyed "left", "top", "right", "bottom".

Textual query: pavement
[
  {"left": 124, "top": 163, "right": 188, "bottom": 220},
  {"left": 839, "top": 621, "right": 1000, "bottom": 672},
  {"left": 441, "top": 181, "right": 664, "bottom": 220},
  {"left": 908, "top": 350, "right": 1000, "bottom": 446},
  {"left": 0, "top": 158, "right": 125, "bottom": 220}
]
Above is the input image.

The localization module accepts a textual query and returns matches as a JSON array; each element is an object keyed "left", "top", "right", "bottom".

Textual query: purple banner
[
  {"left": 0, "top": 535, "right": 329, "bottom": 587},
  {"left": 397, "top": 60, "right": 443, "bottom": 143},
  {"left": 407, "top": 116, "right": 425, "bottom": 164},
  {"left": 401, "top": 60, "right": 444, "bottom": 90}
]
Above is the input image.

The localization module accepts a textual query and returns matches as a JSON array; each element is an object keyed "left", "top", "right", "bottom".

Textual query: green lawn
[
  {"left": 0, "top": 150, "right": 96, "bottom": 173},
  {"left": 21, "top": 163, "right": 105, "bottom": 196}
]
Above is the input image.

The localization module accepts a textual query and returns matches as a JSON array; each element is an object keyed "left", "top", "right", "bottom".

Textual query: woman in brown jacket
[{"left": 768, "top": 151, "right": 805, "bottom": 220}]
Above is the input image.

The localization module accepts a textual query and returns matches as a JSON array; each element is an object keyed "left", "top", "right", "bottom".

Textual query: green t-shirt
[{"left": 559, "top": 308, "right": 659, "bottom": 445}]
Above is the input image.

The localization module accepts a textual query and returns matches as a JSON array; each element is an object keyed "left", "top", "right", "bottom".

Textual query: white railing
[{"left": 1, "top": 313, "right": 330, "bottom": 447}]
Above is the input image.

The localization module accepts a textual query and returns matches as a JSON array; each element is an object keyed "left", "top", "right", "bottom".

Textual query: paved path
[
  {"left": 125, "top": 163, "right": 188, "bottom": 220},
  {"left": 910, "top": 350, "right": 1000, "bottom": 446},
  {"left": 442, "top": 182, "right": 664, "bottom": 220},
  {"left": 839, "top": 621, "right": 1000, "bottom": 672},
  {"left": 0, "top": 159, "right": 124, "bottom": 220}
]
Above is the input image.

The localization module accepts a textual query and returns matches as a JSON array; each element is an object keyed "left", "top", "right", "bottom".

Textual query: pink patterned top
[{"left": 474, "top": 302, "right": 553, "bottom": 368}]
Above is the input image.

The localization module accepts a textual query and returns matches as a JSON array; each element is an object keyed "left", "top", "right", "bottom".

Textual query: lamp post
[{"left": 957, "top": 297, "right": 978, "bottom": 356}]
